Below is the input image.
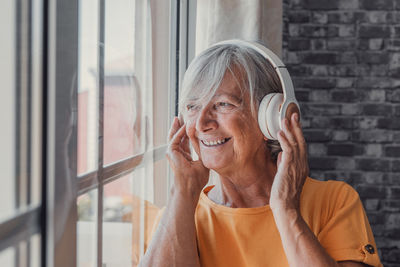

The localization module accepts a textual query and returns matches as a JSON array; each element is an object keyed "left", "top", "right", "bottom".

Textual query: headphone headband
[
  {"left": 215, "top": 39, "right": 285, "bottom": 68},
  {"left": 212, "top": 39, "right": 301, "bottom": 140},
  {"left": 214, "top": 39, "right": 297, "bottom": 103}
]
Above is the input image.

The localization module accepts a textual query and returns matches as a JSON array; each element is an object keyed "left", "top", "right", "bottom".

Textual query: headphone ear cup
[
  {"left": 267, "top": 93, "right": 284, "bottom": 140},
  {"left": 258, "top": 93, "right": 284, "bottom": 140}
]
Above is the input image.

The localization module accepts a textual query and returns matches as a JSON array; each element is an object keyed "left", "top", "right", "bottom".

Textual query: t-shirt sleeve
[
  {"left": 131, "top": 203, "right": 164, "bottom": 265},
  {"left": 147, "top": 207, "right": 165, "bottom": 245},
  {"left": 317, "top": 182, "right": 382, "bottom": 267}
]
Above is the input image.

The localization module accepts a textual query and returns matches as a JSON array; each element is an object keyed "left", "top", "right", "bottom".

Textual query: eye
[
  {"left": 186, "top": 103, "right": 200, "bottom": 112},
  {"left": 215, "top": 102, "right": 233, "bottom": 108}
]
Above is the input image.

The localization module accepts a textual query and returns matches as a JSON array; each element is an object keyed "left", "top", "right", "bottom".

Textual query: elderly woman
[{"left": 140, "top": 40, "right": 382, "bottom": 267}]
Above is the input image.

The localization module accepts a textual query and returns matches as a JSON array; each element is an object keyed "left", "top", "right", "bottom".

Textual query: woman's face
[{"left": 183, "top": 71, "right": 267, "bottom": 172}]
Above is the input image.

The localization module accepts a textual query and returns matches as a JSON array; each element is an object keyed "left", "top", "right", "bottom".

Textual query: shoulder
[
  {"left": 302, "top": 177, "right": 359, "bottom": 203},
  {"left": 306, "top": 178, "right": 382, "bottom": 266},
  {"left": 300, "top": 177, "right": 361, "bottom": 222}
]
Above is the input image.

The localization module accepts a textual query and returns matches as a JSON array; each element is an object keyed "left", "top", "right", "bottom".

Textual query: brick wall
[{"left": 283, "top": 0, "right": 400, "bottom": 265}]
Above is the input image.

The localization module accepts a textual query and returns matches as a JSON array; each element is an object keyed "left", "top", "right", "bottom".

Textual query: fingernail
[{"left": 295, "top": 113, "right": 299, "bottom": 122}]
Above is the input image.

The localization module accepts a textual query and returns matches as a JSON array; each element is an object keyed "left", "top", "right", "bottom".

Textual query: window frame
[
  {"left": 0, "top": 0, "right": 197, "bottom": 266},
  {"left": 73, "top": 0, "right": 196, "bottom": 266},
  {"left": 0, "top": 0, "right": 44, "bottom": 266},
  {"left": 45, "top": 0, "right": 79, "bottom": 266}
]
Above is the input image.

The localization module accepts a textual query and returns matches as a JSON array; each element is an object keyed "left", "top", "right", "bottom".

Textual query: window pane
[
  {"left": 30, "top": 234, "right": 41, "bottom": 267},
  {"left": 152, "top": 0, "right": 171, "bottom": 148},
  {"left": 103, "top": 0, "right": 144, "bottom": 166},
  {"left": 77, "top": 189, "right": 98, "bottom": 267},
  {"left": 153, "top": 158, "right": 168, "bottom": 207},
  {"left": 0, "top": 234, "right": 41, "bottom": 267},
  {"left": 30, "top": 0, "right": 43, "bottom": 207},
  {"left": 102, "top": 168, "right": 160, "bottom": 267},
  {"left": 0, "top": 0, "right": 16, "bottom": 221},
  {"left": 0, "top": 247, "right": 15, "bottom": 267},
  {"left": 78, "top": 0, "right": 99, "bottom": 175}
]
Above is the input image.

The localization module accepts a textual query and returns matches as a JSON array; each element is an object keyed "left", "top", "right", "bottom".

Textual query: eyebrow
[
  {"left": 186, "top": 97, "right": 199, "bottom": 102},
  {"left": 185, "top": 92, "right": 242, "bottom": 104},
  {"left": 214, "top": 93, "right": 242, "bottom": 102}
]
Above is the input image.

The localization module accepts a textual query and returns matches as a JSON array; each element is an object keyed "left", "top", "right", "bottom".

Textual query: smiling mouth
[{"left": 201, "top": 137, "right": 231, "bottom": 147}]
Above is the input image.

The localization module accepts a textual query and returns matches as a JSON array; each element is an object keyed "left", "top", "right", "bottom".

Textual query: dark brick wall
[{"left": 283, "top": 0, "right": 400, "bottom": 265}]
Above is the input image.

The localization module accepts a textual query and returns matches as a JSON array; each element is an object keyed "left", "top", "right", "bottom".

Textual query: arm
[
  {"left": 272, "top": 206, "right": 369, "bottom": 267},
  {"left": 139, "top": 117, "right": 209, "bottom": 267},
  {"left": 139, "top": 189, "right": 201, "bottom": 267},
  {"left": 270, "top": 113, "right": 369, "bottom": 267}
]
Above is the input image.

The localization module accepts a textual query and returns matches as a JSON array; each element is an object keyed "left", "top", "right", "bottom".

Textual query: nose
[{"left": 195, "top": 104, "right": 218, "bottom": 133}]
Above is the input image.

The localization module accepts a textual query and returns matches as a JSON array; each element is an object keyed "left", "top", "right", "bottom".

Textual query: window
[
  {"left": 0, "top": 0, "right": 43, "bottom": 266},
  {"left": 0, "top": 0, "right": 195, "bottom": 266},
  {"left": 75, "top": 0, "right": 192, "bottom": 266}
]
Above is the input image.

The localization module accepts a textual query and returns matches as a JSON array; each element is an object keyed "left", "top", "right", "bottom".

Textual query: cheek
[
  {"left": 232, "top": 115, "right": 263, "bottom": 147},
  {"left": 185, "top": 118, "right": 196, "bottom": 138}
]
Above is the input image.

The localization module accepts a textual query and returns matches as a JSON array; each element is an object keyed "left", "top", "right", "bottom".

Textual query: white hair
[{"left": 179, "top": 41, "right": 284, "bottom": 161}]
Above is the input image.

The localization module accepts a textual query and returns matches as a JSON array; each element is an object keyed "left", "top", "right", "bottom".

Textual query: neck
[{"left": 208, "top": 150, "right": 277, "bottom": 208}]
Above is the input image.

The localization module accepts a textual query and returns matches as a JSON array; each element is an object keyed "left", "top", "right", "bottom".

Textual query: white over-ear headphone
[{"left": 214, "top": 39, "right": 301, "bottom": 140}]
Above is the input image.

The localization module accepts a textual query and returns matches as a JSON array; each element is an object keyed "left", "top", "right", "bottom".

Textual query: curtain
[
  {"left": 195, "top": 0, "right": 283, "bottom": 186},
  {"left": 195, "top": 0, "right": 283, "bottom": 57}
]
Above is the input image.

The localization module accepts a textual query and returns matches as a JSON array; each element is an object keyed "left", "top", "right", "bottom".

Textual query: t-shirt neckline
[{"left": 199, "top": 185, "right": 272, "bottom": 215}]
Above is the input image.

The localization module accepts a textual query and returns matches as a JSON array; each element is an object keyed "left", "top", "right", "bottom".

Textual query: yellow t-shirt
[
  {"left": 196, "top": 177, "right": 382, "bottom": 267},
  {"left": 147, "top": 177, "right": 383, "bottom": 266}
]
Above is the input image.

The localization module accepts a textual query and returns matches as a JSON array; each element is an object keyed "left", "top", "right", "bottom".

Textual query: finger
[
  {"left": 291, "top": 113, "right": 307, "bottom": 153},
  {"left": 167, "top": 125, "right": 191, "bottom": 157},
  {"left": 282, "top": 118, "right": 299, "bottom": 151},
  {"left": 277, "top": 151, "right": 282, "bottom": 167},
  {"left": 288, "top": 114, "right": 309, "bottom": 176},
  {"left": 170, "top": 124, "right": 187, "bottom": 150},
  {"left": 181, "top": 135, "right": 191, "bottom": 154},
  {"left": 166, "top": 140, "right": 193, "bottom": 167},
  {"left": 178, "top": 112, "right": 184, "bottom": 125},
  {"left": 168, "top": 122, "right": 193, "bottom": 163},
  {"left": 166, "top": 149, "right": 191, "bottom": 169},
  {"left": 168, "top": 117, "right": 179, "bottom": 141},
  {"left": 277, "top": 130, "right": 293, "bottom": 161},
  {"left": 178, "top": 135, "right": 193, "bottom": 161},
  {"left": 180, "top": 148, "right": 193, "bottom": 161}
]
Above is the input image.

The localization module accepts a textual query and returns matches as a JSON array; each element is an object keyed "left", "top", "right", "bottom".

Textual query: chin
[{"left": 201, "top": 157, "right": 230, "bottom": 171}]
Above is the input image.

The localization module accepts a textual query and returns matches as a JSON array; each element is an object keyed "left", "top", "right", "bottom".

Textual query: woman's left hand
[{"left": 270, "top": 112, "right": 309, "bottom": 213}]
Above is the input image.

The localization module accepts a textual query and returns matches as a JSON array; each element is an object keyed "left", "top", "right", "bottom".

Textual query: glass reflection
[
  {"left": 102, "top": 169, "right": 160, "bottom": 267},
  {"left": 103, "top": 0, "right": 144, "bottom": 166},
  {"left": 77, "top": 190, "right": 98, "bottom": 267},
  {"left": 77, "top": 0, "right": 99, "bottom": 175}
]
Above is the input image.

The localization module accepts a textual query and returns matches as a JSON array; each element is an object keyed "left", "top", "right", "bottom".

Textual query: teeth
[{"left": 203, "top": 138, "right": 228, "bottom": 146}]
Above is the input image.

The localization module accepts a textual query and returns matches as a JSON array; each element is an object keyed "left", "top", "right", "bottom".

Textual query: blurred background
[{"left": 0, "top": 0, "right": 399, "bottom": 266}]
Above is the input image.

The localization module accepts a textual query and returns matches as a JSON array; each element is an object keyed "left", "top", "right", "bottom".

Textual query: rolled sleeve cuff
[{"left": 327, "top": 245, "right": 383, "bottom": 267}]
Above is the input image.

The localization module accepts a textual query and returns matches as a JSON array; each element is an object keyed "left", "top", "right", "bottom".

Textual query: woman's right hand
[{"left": 166, "top": 117, "right": 210, "bottom": 198}]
